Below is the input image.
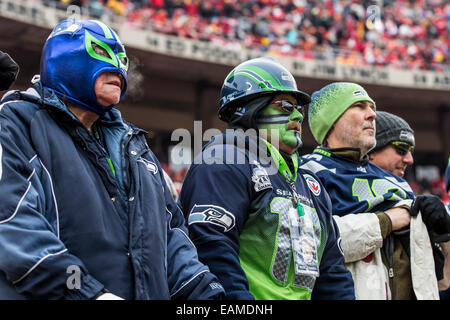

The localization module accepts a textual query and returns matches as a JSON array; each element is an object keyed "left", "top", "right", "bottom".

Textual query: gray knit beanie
[{"left": 372, "top": 111, "right": 415, "bottom": 152}]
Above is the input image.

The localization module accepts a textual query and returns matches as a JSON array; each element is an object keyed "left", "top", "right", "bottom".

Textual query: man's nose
[
  {"left": 366, "top": 106, "right": 376, "bottom": 120},
  {"left": 403, "top": 151, "right": 414, "bottom": 165},
  {"left": 289, "top": 108, "right": 304, "bottom": 123}
]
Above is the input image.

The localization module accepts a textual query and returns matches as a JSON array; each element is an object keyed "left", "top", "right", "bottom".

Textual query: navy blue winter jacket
[{"left": 0, "top": 82, "right": 224, "bottom": 300}]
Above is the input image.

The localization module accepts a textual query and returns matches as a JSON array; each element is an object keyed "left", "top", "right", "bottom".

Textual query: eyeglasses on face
[
  {"left": 391, "top": 141, "right": 414, "bottom": 156},
  {"left": 271, "top": 100, "right": 304, "bottom": 114}
]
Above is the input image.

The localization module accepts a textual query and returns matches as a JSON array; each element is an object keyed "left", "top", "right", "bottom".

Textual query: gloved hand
[
  {"left": 411, "top": 194, "right": 450, "bottom": 243},
  {"left": 0, "top": 51, "right": 19, "bottom": 91}
]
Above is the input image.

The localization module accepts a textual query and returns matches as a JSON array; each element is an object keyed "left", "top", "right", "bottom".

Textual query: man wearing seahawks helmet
[
  {"left": 179, "top": 57, "right": 355, "bottom": 300},
  {"left": 0, "top": 20, "right": 224, "bottom": 300}
]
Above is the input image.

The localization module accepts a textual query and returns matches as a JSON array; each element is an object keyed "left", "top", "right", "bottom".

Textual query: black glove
[
  {"left": 411, "top": 194, "right": 450, "bottom": 241},
  {"left": 0, "top": 51, "right": 19, "bottom": 91}
]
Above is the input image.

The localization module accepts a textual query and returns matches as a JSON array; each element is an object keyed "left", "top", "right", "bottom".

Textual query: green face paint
[{"left": 257, "top": 105, "right": 304, "bottom": 151}]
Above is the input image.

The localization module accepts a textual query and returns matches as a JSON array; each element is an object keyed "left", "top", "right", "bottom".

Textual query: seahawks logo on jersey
[{"left": 188, "top": 204, "right": 236, "bottom": 232}]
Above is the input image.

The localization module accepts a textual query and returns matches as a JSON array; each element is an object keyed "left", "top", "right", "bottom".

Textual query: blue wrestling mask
[{"left": 40, "top": 19, "right": 129, "bottom": 116}]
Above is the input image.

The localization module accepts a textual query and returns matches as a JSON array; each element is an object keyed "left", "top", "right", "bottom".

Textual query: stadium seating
[{"left": 50, "top": 0, "right": 450, "bottom": 71}]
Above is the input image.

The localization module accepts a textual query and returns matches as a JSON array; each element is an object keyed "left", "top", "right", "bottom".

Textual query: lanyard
[
  {"left": 264, "top": 140, "right": 298, "bottom": 183},
  {"left": 264, "top": 140, "right": 304, "bottom": 216}
]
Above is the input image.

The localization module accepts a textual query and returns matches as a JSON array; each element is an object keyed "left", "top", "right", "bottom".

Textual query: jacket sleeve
[
  {"left": 312, "top": 190, "right": 355, "bottom": 300},
  {"left": 161, "top": 165, "right": 225, "bottom": 300},
  {"left": 333, "top": 213, "right": 384, "bottom": 263},
  {"left": 0, "top": 102, "right": 104, "bottom": 299},
  {"left": 179, "top": 154, "right": 255, "bottom": 300},
  {"left": 333, "top": 199, "right": 413, "bottom": 263},
  {"left": 439, "top": 241, "right": 450, "bottom": 292}
]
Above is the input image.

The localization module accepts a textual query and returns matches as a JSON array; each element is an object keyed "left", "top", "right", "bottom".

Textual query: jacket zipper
[
  {"left": 77, "top": 128, "right": 115, "bottom": 182},
  {"left": 121, "top": 128, "right": 134, "bottom": 197},
  {"left": 385, "top": 235, "right": 394, "bottom": 299}
]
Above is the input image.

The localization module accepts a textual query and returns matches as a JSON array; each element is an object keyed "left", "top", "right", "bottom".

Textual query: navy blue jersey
[
  {"left": 300, "top": 147, "right": 415, "bottom": 216},
  {"left": 179, "top": 132, "right": 354, "bottom": 300}
]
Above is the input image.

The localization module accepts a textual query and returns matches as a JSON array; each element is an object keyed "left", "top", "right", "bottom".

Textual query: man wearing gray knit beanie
[
  {"left": 369, "top": 111, "right": 415, "bottom": 178},
  {"left": 369, "top": 111, "right": 450, "bottom": 296}
]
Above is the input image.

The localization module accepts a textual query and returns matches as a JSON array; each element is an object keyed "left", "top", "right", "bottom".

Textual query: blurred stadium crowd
[{"left": 45, "top": 0, "right": 449, "bottom": 71}]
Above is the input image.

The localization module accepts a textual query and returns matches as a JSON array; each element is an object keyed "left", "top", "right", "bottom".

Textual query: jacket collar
[
  {"left": 11, "top": 81, "right": 129, "bottom": 129},
  {"left": 315, "top": 146, "right": 369, "bottom": 163}
]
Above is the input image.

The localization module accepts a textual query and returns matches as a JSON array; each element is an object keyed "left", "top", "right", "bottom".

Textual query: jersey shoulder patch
[
  {"left": 188, "top": 204, "right": 236, "bottom": 232},
  {"left": 303, "top": 174, "right": 321, "bottom": 196}
]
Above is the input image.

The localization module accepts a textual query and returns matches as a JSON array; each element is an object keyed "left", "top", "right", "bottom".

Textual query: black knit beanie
[{"left": 371, "top": 111, "right": 415, "bottom": 153}]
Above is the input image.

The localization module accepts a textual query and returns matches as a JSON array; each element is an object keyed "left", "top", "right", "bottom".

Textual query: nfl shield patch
[{"left": 303, "top": 174, "right": 321, "bottom": 196}]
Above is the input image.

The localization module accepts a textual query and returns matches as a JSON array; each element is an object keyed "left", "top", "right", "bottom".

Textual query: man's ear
[{"left": 322, "top": 124, "right": 334, "bottom": 147}]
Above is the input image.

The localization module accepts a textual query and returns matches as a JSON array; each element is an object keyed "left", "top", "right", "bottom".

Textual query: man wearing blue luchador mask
[{"left": 0, "top": 20, "right": 224, "bottom": 300}]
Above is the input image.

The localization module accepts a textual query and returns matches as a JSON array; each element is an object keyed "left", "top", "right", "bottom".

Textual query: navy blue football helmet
[{"left": 218, "top": 57, "right": 310, "bottom": 122}]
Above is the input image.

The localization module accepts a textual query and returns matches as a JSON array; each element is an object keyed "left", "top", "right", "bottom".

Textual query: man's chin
[
  {"left": 394, "top": 169, "right": 405, "bottom": 178},
  {"left": 363, "top": 140, "right": 376, "bottom": 154},
  {"left": 281, "top": 137, "right": 302, "bottom": 154}
]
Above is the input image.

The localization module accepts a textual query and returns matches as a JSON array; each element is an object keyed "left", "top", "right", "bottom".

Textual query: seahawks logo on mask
[{"left": 188, "top": 204, "right": 236, "bottom": 232}]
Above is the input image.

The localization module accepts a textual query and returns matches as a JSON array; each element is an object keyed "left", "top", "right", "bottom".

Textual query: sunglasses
[
  {"left": 391, "top": 141, "right": 414, "bottom": 156},
  {"left": 271, "top": 100, "right": 304, "bottom": 114}
]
